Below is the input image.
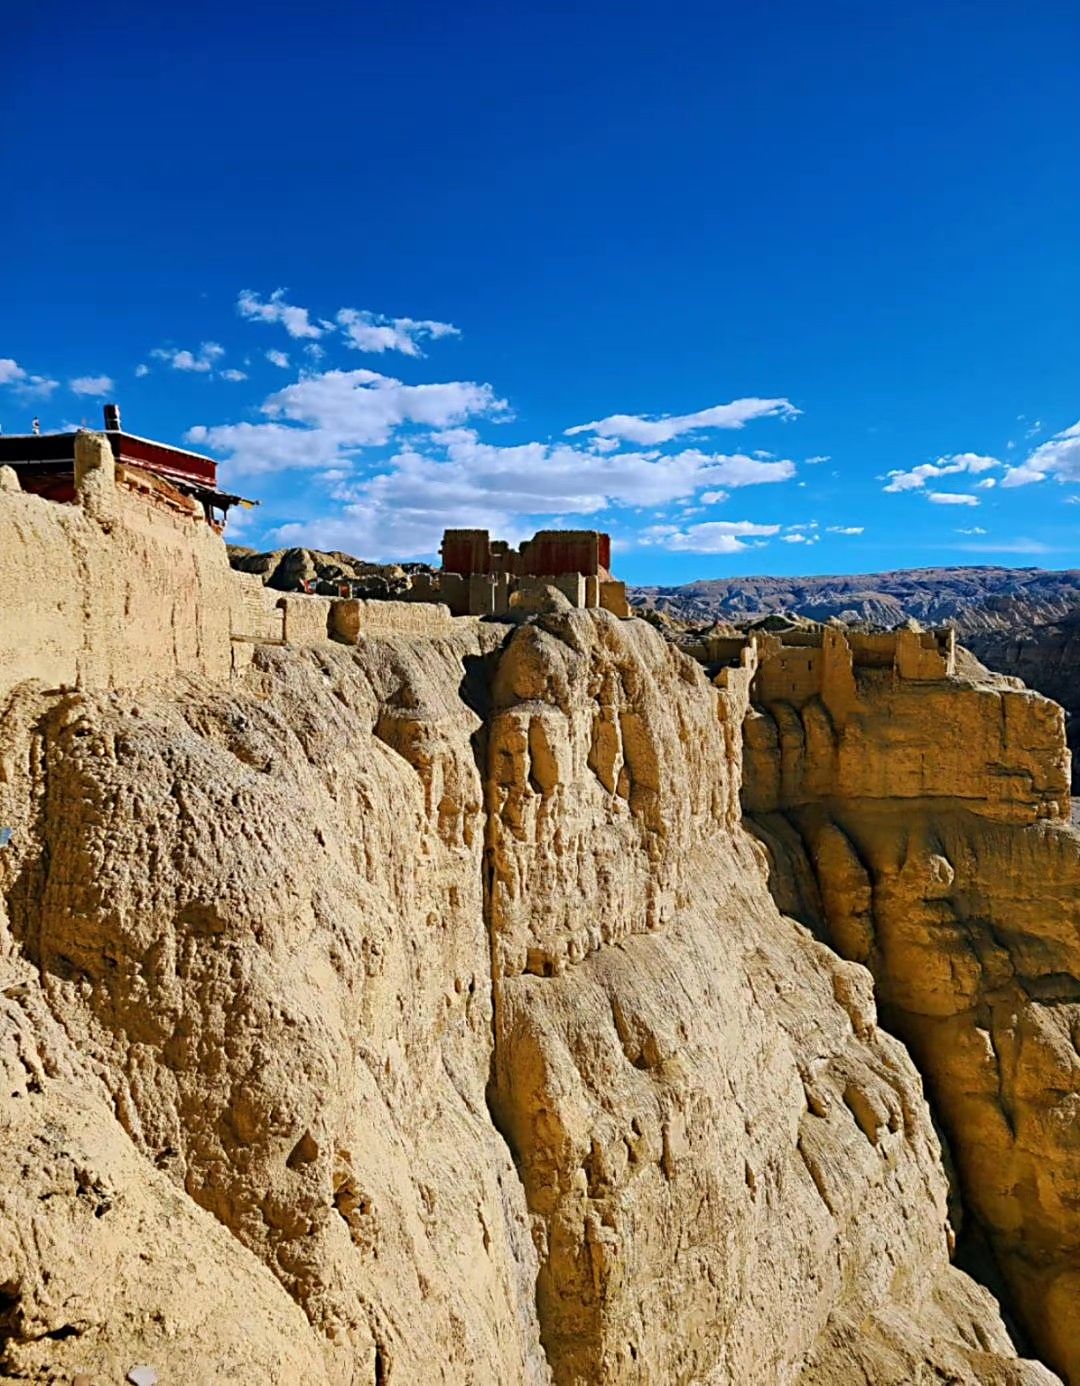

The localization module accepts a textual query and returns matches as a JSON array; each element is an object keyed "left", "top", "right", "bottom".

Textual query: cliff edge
[{"left": 0, "top": 443, "right": 1072, "bottom": 1383}]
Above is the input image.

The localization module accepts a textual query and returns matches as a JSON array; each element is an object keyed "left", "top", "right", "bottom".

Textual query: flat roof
[{"left": 0, "top": 429, "right": 219, "bottom": 469}]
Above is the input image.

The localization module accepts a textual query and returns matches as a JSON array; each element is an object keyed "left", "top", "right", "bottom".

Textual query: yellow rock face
[{"left": 745, "top": 651, "right": 1080, "bottom": 1384}]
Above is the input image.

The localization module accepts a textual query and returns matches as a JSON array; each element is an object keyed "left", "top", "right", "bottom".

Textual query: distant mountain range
[{"left": 630, "top": 565, "right": 1080, "bottom": 632}]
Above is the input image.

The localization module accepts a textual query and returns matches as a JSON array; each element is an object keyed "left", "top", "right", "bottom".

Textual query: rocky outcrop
[
  {"left": 0, "top": 607, "right": 1060, "bottom": 1382},
  {"left": 0, "top": 628, "right": 546, "bottom": 1384},
  {"left": 228, "top": 544, "right": 433, "bottom": 597},
  {"left": 0, "top": 466, "right": 1071, "bottom": 1383},
  {"left": 744, "top": 654, "right": 1080, "bottom": 1382},
  {"left": 967, "top": 613, "right": 1080, "bottom": 791}
]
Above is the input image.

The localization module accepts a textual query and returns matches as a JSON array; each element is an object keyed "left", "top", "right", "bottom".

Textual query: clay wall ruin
[
  {"left": 330, "top": 598, "right": 456, "bottom": 641},
  {"left": 0, "top": 437, "right": 540, "bottom": 704},
  {"left": 0, "top": 437, "right": 238, "bottom": 699}
]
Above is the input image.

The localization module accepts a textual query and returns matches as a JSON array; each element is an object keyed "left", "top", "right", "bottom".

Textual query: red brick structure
[
  {"left": 433, "top": 527, "right": 627, "bottom": 618},
  {"left": 440, "top": 528, "right": 612, "bottom": 580}
]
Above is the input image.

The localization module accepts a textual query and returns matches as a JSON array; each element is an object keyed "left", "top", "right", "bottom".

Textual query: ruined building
[
  {"left": 401, "top": 527, "right": 630, "bottom": 617},
  {"left": 0, "top": 403, "right": 254, "bottom": 530}
]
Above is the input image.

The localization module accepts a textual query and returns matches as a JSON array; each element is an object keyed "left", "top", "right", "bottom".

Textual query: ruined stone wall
[
  {"left": 754, "top": 644, "right": 825, "bottom": 706},
  {"left": 0, "top": 438, "right": 237, "bottom": 700},
  {"left": 331, "top": 597, "right": 457, "bottom": 641},
  {"left": 230, "top": 570, "right": 285, "bottom": 643}
]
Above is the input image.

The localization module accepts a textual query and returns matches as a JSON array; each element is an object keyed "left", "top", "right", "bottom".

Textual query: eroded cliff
[
  {"left": 0, "top": 458, "right": 1068, "bottom": 1385},
  {"left": 0, "top": 602, "right": 1060, "bottom": 1383},
  {"left": 744, "top": 648, "right": 1080, "bottom": 1383}
]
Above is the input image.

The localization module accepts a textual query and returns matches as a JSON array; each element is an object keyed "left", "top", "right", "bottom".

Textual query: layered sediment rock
[
  {"left": 744, "top": 654, "right": 1080, "bottom": 1382},
  {"left": 966, "top": 613, "right": 1080, "bottom": 791}
]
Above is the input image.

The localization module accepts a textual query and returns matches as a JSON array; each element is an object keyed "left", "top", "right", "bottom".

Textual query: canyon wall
[
  {"left": 0, "top": 473, "right": 1069, "bottom": 1383},
  {"left": 744, "top": 649, "right": 1080, "bottom": 1382},
  {"left": 966, "top": 614, "right": 1080, "bottom": 791}
]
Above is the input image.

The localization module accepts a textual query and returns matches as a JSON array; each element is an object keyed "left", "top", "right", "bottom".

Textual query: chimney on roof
[{"left": 103, "top": 402, "right": 121, "bottom": 432}]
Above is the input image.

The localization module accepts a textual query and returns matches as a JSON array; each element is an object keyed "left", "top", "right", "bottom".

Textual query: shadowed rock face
[
  {"left": 0, "top": 608, "right": 1067, "bottom": 1384},
  {"left": 744, "top": 655, "right": 1080, "bottom": 1383}
]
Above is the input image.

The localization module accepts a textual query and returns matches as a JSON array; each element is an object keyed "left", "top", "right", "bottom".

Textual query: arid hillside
[{"left": 630, "top": 566, "right": 1080, "bottom": 630}]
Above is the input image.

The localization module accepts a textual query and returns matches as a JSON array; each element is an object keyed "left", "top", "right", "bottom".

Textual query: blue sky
[{"left": 3, "top": 1, "right": 1078, "bottom": 583}]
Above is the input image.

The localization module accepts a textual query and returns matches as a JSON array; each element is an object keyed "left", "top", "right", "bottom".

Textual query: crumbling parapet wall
[
  {"left": 682, "top": 626, "right": 957, "bottom": 714},
  {"left": 229, "top": 571, "right": 285, "bottom": 644},
  {"left": 330, "top": 598, "right": 456, "bottom": 642},
  {"left": 276, "top": 594, "right": 332, "bottom": 646},
  {"left": 847, "top": 627, "right": 955, "bottom": 679},
  {"left": 0, "top": 434, "right": 238, "bottom": 700},
  {"left": 598, "top": 579, "right": 630, "bottom": 618}
]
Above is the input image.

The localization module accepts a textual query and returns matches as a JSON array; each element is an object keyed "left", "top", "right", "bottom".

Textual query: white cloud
[
  {"left": 134, "top": 363, "right": 150, "bottom": 378},
  {"left": 220, "top": 368, "right": 248, "bottom": 382},
  {"left": 151, "top": 342, "right": 226, "bottom": 373},
  {"left": 565, "top": 396, "right": 800, "bottom": 445},
  {"left": 805, "top": 454, "right": 830, "bottom": 464},
  {"left": 637, "top": 520, "right": 781, "bottom": 554},
  {"left": 0, "top": 358, "right": 59, "bottom": 399},
  {"left": 700, "top": 489, "right": 728, "bottom": 504},
  {"left": 336, "top": 308, "right": 460, "bottom": 357},
  {"left": 782, "top": 531, "right": 820, "bottom": 544},
  {"left": 187, "top": 368, "right": 507, "bottom": 477},
  {"left": 704, "top": 454, "right": 796, "bottom": 486},
  {"left": 237, "top": 289, "right": 324, "bottom": 340},
  {"left": 1001, "top": 419, "right": 1080, "bottom": 488},
  {"left": 976, "top": 477, "right": 996, "bottom": 489},
  {"left": 998, "top": 465, "right": 1045, "bottom": 487},
  {"left": 955, "top": 526, "right": 987, "bottom": 535},
  {"left": 192, "top": 367, "right": 802, "bottom": 558},
  {"left": 952, "top": 538, "right": 1051, "bottom": 554},
  {"left": 826, "top": 525, "right": 863, "bottom": 534},
  {"left": 266, "top": 350, "right": 290, "bottom": 369},
  {"left": 304, "top": 343, "right": 325, "bottom": 361},
  {"left": 928, "top": 491, "right": 980, "bottom": 506},
  {"left": 883, "top": 453, "right": 999, "bottom": 493},
  {"left": 69, "top": 375, "right": 114, "bottom": 396}
]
